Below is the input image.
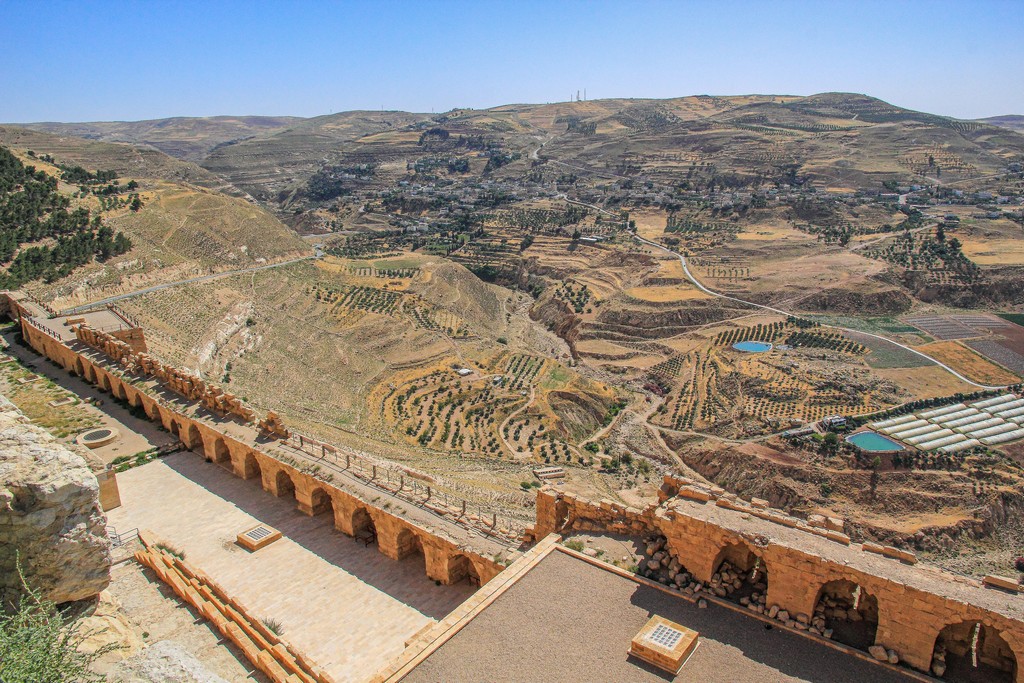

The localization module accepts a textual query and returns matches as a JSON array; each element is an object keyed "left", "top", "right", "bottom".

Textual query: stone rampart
[
  {"left": 534, "top": 478, "right": 1024, "bottom": 680},
  {"left": 75, "top": 324, "right": 256, "bottom": 424}
]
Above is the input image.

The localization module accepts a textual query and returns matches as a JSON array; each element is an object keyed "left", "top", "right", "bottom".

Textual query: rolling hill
[
  {"left": 13, "top": 115, "right": 302, "bottom": 162},
  {"left": 0, "top": 127, "right": 310, "bottom": 308},
  {"left": 979, "top": 115, "right": 1024, "bottom": 133},
  {"left": 186, "top": 93, "right": 1024, "bottom": 225}
]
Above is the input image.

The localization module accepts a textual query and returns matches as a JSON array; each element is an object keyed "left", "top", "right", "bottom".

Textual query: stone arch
[
  {"left": 241, "top": 451, "right": 261, "bottom": 481},
  {"left": 110, "top": 380, "right": 127, "bottom": 402},
  {"left": 125, "top": 388, "right": 141, "bottom": 409},
  {"left": 447, "top": 553, "right": 482, "bottom": 586},
  {"left": 97, "top": 372, "right": 112, "bottom": 393},
  {"left": 710, "top": 541, "right": 769, "bottom": 606},
  {"left": 396, "top": 526, "right": 425, "bottom": 563},
  {"left": 309, "top": 488, "right": 333, "bottom": 516},
  {"left": 931, "top": 620, "right": 1016, "bottom": 682},
  {"left": 168, "top": 419, "right": 180, "bottom": 439},
  {"left": 212, "top": 437, "right": 230, "bottom": 464},
  {"left": 72, "top": 357, "right": 85, "bottom": 377},
  {"left": 813, "top": 579, "right": 879, "bottom": 651},
  {"left": 274, "top": 469, "right": 296, "bottom": 500},
  {"left": 348, "top": 506, "right": 377, "bottom": 543},
  {"left": 183, "top": 422, "right": 201, "bottom": 451}
]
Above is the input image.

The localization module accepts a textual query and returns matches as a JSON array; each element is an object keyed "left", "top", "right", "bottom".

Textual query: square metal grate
[
  {"left": 242, "top": 526, "right": 273, "bottom": 542},
  {"left": 646, "top": 624, "right": 684, "bottom": 649}
]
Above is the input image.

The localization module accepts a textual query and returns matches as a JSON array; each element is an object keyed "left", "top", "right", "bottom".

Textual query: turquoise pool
[
  {"left": 732, "top": 341, "right": 773, "bottom": 353},
  {"left": 846, "top": 431, "right": 903, "bottom": 452}
]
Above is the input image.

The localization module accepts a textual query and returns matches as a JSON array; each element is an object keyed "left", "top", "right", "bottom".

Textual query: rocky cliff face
[{"left": 0, "top": 396, "right": 111, "bottom": 605}]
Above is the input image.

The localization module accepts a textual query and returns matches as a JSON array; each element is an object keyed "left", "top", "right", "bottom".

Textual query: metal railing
[{"left": 107, "top": 525, "right": 140, "bottom": 547}]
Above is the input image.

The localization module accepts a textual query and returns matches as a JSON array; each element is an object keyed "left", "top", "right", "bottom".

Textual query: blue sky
[{"left": 1, "top": 0, "right": 1021, "bottom": 122}]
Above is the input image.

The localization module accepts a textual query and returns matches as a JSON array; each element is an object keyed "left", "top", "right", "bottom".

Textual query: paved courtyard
[{"left": 106, "top": 452, "right": 476, "bottom": 682}]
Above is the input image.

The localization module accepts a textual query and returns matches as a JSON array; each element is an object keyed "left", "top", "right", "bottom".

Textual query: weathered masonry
[
  {"left": 532, "top": 481, "right": 1024, "bottom": 681},
  {"left": 2, "top": 295, "right": 507, "bottom": 588}
]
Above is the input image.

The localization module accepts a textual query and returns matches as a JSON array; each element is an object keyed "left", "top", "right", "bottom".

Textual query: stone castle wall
[
  {"left": 534, "top": 481, "right": 1024, "bottom": 680},
  {"left": 13, "top": 312, "right": 504, "bottom": 587}
]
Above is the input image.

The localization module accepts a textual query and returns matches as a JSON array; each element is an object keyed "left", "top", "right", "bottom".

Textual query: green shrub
[
  {"left": 0, "top": 564, "right": 113, "bottom": 683},
  {"left": 261, "top": 618, "right": 284, "bottom": 635}
]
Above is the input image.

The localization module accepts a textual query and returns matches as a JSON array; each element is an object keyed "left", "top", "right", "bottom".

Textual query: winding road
[{"left": 61, "top": 255, "right": 316, "bottom": 315}]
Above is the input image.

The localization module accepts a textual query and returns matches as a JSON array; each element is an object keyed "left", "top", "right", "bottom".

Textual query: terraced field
[
  {"left": 650, "top": 320, "right": 901, "bottom": 436},
  {"left": 377, "top": 350, "right": 617, "bottom": 467}
]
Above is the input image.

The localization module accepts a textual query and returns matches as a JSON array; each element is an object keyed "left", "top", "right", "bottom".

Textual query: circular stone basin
[
  {"left": 77, "top": 427, "right": 119, "bottom": 449},
  {"left": 846, "top": 431, "right": 902, "bottom": 453},
  {"left": 732, "top": 341, "right": 773, "bottom": 353}
]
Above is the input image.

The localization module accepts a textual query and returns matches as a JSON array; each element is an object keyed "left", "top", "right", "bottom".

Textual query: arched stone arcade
[
  {"left": 182, "top": 422, "right": 201, "bottom": 451},
  {"left": 1, "top": 312, "right": 506, "bottom": 591},
  {"left": 273, "top": 469, "right": 296, "bottom": 501},
  {"left": 446, "top": 553, "right": 482, "bottom": 586},
  {"left": 345, "top": 505, "right": 376, "bottom": 543},
  {"left": 241, "top": 451, "right": 261, "bottom": 481},
  {"left": 210, "top": 437, "right": 230, "bottom": 464},
  {"left": 309, "top": 488, "right": 334, "bottom": 516}
]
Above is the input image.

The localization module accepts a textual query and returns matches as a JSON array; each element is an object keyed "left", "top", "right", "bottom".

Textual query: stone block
[
  {"left": 983, "top": 575, "right": 1020, "bottom": 593},
  {"left": 825, "top": 531, "right": 851, "bottom": 545},
  {"left": 677, "top": 486, "right": 712, "bottom": 503},
  {"left": 868, "top": 644, "right": 888, "bottom": 661},
  {"left": 880, "top": 546, "right": 916, "bottom": 564}
]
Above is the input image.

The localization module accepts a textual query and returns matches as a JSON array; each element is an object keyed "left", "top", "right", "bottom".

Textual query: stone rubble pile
[
  {"left": 930, "top": 643, "right": 947, "bottom": 677},
  {"left": 637, "top": 536, "right": 769, "bottom": 615},
  {"left": 638, "top": 535, "right": 693, "bottom": 591}
]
